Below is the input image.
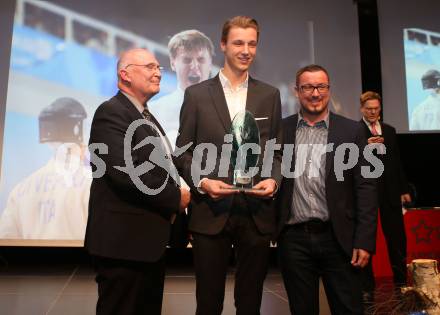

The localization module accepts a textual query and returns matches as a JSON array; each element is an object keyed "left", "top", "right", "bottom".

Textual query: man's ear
[
  {"left": 291, "top": 84, "right": 299, "bottom": 98},
  {"left": 119, "top": 69, "right": 131, "bottom": 83},
  {"left": 220, "top": 40, "right": 226, "bottom": 53}
]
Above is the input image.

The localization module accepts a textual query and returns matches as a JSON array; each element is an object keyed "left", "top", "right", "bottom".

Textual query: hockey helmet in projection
[
  {"left": 421, "top": 69, "right": 440, "bottom": 90},
  {"left": 39, "top": 97, "right": 87, "bottom": 144}
]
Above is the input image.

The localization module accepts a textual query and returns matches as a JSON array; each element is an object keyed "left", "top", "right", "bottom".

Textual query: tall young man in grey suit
[
  {"left": 277, "top": 65, "right": 378, "bottom": 315},
  {"left": 86, "top": 48, "right": 190, "bottom": 315},
  {"left": 175, "top": 16, "right": 282, "bottom": 315}
]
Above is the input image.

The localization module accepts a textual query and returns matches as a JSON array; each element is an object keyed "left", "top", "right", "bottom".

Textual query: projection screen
[{"left": 0, "top": 0, "right": 362, "bottom": 246}]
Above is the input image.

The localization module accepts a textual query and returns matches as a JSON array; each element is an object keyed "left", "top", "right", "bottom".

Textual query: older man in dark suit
[
  {"left": 85, "top": 48, "right": 190, "bottom": 315},
  {"left": 175, "top": 16, "right": 282, "bottom": 315},
  {"left": 277, "top": 64, "right": 378, "bottom": 315}
]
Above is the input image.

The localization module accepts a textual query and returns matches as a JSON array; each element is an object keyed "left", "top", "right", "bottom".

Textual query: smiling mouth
[{"left": 188, "top": 75, "right": 201, "bottom": 84}]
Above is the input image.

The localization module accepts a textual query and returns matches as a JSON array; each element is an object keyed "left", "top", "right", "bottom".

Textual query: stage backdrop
[
  {"left": 378, "top": 0, "right": 440, "bottom": 133},
  {"left": 0, "top": 0, "right": 362, "bottom": 245}
]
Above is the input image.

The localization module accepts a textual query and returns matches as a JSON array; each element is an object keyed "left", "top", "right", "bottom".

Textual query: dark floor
[
  {"left": 0, "top": 263, "right": 336, "bottom": 315},
  {"left": 0, "top": 246, "right": 398, "bottom": 315}
]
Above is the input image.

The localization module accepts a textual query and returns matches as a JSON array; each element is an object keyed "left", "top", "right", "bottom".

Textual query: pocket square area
[{"left": 255, "top": 117, "right": 269, "bottom": 120}]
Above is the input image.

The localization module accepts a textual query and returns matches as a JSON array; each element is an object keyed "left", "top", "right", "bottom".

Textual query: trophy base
[
  {"left": 226, "top": 170, "right": 263, "bottom": 192},
  {"left": 238, "top": 187, "right": 265, "bottom": 192},
  {"left": 222, "top": 186, "right": 265, "bottom": 192}
]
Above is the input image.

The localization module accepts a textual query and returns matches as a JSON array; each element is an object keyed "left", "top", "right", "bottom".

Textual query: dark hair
[{"left": 295, "top": 64, "right": 330, "bottom": 86}]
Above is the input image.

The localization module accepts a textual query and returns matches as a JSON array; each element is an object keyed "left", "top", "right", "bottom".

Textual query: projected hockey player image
[
  {"left": 404, "top": 28, "right": 440, "bottom": 131},
  {"left": 410, "top": 69, "right": 440, "bottom": 131},
  {"left": 0, "top": 97, "right": 92, "bottom": 240},
  {"left": 150, "top": 29, "right": 214, "bottom": 146}
]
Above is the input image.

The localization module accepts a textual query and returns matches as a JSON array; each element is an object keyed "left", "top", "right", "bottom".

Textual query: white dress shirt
[
  {"left": 219, "top": 70, "right": 249, "bottom": 120},
  {"left": 198, "top": 71, "right": 249, "bottom": 192}
]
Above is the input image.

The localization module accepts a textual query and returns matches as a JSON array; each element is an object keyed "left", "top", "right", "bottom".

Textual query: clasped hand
[{"left": 201, "top": 178, "right": 277, "bottom": 200}]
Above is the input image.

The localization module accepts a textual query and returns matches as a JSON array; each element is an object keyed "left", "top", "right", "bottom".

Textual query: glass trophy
[{"left": 229, "top": 110, "right": 261, "bottom": 191}]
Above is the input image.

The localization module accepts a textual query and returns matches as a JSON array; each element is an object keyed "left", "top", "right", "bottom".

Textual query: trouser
[
  {"left": 279, "top": 221, "right": 364, "bottom": 315},
  {"left": 192, "top": 210, "right": 271, "bottom": 315},
  {"left": 93, "top": 255, "right": 165, "bottom": 315}
]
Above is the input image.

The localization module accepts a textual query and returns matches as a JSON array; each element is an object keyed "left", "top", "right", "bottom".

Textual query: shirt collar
[
  {"left": 219, "top": 69, "right": 249, "bottom": 91},
  {"left": 362, "top": 117, "right": 379, "bottom": 128},
  {"left": 121, "top": 90, "right": 145, "bottom": 113},
  {"left": 297, "top": 109, "right": 329, "bottom": 129}
]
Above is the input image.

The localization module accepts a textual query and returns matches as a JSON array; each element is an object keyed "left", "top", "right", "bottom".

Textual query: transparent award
[{"left": 228, "top": 110, "right": 262, "bottom": 192}]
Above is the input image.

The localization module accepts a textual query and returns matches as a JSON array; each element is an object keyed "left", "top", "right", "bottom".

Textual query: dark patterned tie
[
  {"left": 142, "top": 106, "right": 159, "bottom": 136},
  {"left": 142, "top": 107, "right": 152, "bottom": 121},
  {"left": 141, "top": 106, "right": 180, "bottom": 186}
]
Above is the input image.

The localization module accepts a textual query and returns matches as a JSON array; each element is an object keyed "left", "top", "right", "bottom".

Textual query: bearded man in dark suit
[{"left": 277, "top": 65, "right": 378, "bottom": 315}]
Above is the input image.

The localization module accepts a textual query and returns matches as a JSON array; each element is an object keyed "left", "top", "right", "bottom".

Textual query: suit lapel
[
  {"left": 116, "top": 91, "right": 171, "bottom": 145},
  {"left": 325, "top": 112, "right": 337, "bottom": 180},
  {"left": 287, "top": 115, "right": 298, "bottom": 172},
  {"left": 281, "top": 115, "right": 298, "bottom": 197},
  {"left": 116, "top": 91, "right": 143, "bottom": 122},
  {"left": 379, "top": 121, "right": 386, "bottom": 138},
  {"left": 148, "top": 112, "right": 166, "bottom": 135},
  {"left": 208, "top": 75, "right": 231, "bottom": 133},
  {"left": 360, "top": 119, "right": 372, "bottom": 137},
  {"left": 245, "top": 77, "right": 259, "bottom": 115},
  {"left": 281, "top": 115, "right": 298, "bottom": 222}
]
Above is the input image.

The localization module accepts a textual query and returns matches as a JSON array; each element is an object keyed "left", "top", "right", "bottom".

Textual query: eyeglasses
[
  {"left": 298, "top": 84, "right": 330, "bottom": 94},
  {"left": 125, "top": 63, "right": 164, "bottom": 72}
]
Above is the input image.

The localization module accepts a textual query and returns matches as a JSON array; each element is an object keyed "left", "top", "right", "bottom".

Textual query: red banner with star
[{"left": 373, "top": 209, "right": 440, "bottom": 277}]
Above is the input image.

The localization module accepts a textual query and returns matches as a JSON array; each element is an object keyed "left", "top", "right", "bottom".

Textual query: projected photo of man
[
  {"left": 410, "top": 69, "right": 440, "bottom": 131},
  {"left": 0, "top": 97, "right": 91, "bottom": 240},
  {"left": 150, "top": 29, "right": 214, "bottom": 146}
]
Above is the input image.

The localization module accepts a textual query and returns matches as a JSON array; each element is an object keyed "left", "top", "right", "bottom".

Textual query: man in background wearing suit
[
  {"left": 85, "top": 48, "right": 190, "bottom": 315},
  {"left": 175, "top": 16, "right": 282, "bottom": 315},
  {"left": 359, "top": 91, "right": 411, "bottom": 300},
  {"left": 277, "top": 64, "right": 377, "bottom": 315}
]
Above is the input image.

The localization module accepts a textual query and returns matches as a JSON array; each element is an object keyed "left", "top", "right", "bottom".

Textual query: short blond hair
[{"left": 360, "top": 91, "right": 381, "bottom": 107}]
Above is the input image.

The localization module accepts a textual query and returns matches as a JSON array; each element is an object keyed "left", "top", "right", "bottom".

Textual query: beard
[{"left": 300, "top": 100, "right": 328, "bottom": 117}]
